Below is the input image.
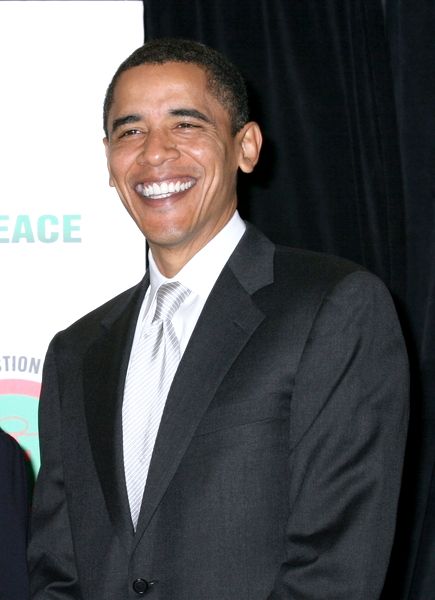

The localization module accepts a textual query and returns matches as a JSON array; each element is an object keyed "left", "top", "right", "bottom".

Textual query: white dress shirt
[
  {"left": 123, "top": 211, "right": 246, "bottom": 472},
  {"left": 128, "top": 211, "right": 246, "bottom": 360}
]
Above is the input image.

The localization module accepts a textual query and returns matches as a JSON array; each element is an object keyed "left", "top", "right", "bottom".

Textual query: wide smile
[{"left": 135, "top": 177, "right": 196, "bottom": 200}]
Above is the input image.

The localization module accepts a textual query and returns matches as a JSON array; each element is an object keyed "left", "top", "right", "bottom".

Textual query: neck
[{"left": 149, "top": 212, "right": 237, "bottom": 278}]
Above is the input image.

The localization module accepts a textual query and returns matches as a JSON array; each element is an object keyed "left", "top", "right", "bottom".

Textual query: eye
[
  {"left": 176, "top": 122, "right": 200, "bottom": 129},
  {"left": 120, "top": 128, "right": 142, "bottom": 137}
]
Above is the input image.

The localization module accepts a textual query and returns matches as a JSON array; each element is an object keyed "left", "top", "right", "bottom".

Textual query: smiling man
[
  {"left": 29, "top": 39, "right": 409, "bottom": 600},
  {"left": 103, "top": 58, "right": 260, "bottom": 276}
]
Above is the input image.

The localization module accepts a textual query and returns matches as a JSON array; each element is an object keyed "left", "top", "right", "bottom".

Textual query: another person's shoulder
[
  {"left": 0, "top": 428, "right": 22, "bottom": 456},
  {"left": 0, "top": 429, "right": 27, "bottom": 478}
]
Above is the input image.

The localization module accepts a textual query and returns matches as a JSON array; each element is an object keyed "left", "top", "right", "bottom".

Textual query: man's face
[{"left": 104, "top": 61, "right": 260, "bottom": 274}]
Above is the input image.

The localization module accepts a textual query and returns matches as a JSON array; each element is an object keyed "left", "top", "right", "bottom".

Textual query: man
[
  {"left": 29, "top": 39, "right": 408, "bottom": 599},
  {"left": 0, "top": 428, "right": 29, "bottom": 599}
]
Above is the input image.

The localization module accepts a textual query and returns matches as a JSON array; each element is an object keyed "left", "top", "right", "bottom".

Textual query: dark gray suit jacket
[{"left": 29, "top": 224, "right": 409, "bottom": 599}]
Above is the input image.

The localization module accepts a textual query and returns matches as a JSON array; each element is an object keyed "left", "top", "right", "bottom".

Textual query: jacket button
[{"left": 132, "top": 578, "right": 149, "bottom": 594}]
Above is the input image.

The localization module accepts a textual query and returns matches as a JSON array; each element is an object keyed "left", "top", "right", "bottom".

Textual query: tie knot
[{"left": 153, "top": 282, "right": 191, "bottom": 322}]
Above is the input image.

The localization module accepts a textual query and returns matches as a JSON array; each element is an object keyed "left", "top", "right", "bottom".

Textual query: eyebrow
[
  {"left": 110, "top": 107, "right": 214, "bottom": 136},
  {"left": 110, "top": 114, "right": 141, "bottom": 135},
  {"left": 169, "top": 108, "right": 213, "bottom": 124}
]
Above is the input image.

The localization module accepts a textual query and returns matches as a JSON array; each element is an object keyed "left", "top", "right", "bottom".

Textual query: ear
[
  {"left": 237, "top": 122, "right": 263, "bottom": 173},
  {"left": 103, "top": 137, "right": 115, "bottom": 187}
]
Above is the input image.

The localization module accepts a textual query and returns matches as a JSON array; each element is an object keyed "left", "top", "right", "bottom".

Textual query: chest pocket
[{"left": 194, "top": 393, "right": 290, "bottom": 437}]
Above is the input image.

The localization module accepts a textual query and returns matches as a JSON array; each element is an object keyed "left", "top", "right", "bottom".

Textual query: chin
[{"left": 144, "top": 228, "right": 187, "bottom": 249}]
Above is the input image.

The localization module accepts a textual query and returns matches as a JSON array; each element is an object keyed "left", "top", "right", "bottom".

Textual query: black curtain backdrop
[
  {"left": 142, "top": 0, "right": 434, "bottom": 597},
  {"left": 384, "top": 2, "right": 435, "bottom": 598},
  {"left": 144, "top": 0, "right": 405, "bottom": 298}
]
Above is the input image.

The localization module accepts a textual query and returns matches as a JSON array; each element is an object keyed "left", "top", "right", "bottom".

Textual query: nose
[{"left": 136, "top": 129, "right": 180, "bottom": 166}]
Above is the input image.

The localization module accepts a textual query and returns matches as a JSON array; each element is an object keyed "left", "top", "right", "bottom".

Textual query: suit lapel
[
  {"left": 134, "top": 225, "right": 275, "bottom": 544},
  {"left": 83, "top": 277, "right": 148, "bottom": 545}
]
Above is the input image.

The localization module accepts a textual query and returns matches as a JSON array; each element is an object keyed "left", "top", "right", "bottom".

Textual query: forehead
[{"left": 110, "top": 62, "right": 225, "bottom": 116}]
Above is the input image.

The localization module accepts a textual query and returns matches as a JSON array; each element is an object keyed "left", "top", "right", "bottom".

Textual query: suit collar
[
  {"left": 100, "top": 273, "right": 149, "bottom": 331},
  {"left": 227, "top": 222, "right": 275, "bottom": 293},
  {"left": 83, "top": 274, "right": 149, "bottom": 547}
]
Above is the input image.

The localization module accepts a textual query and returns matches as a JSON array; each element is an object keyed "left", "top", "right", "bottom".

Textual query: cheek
[
  {"left": 107, "top": 146, "right": 135, "bottom": 176},
  {"left": 184, "top": 137, "right": 226, "bottom": 166},
  {"left": 108, "top": 164, "right": 132, "bottom": 199}
]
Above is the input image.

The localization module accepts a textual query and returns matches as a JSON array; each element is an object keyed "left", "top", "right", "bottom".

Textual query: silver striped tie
[{"left": 123, "top": 281, "right": 191, "bottom": 528}]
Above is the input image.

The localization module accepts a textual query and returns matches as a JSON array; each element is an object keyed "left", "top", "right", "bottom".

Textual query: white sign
[{"left": 0, "top": 1, "right": 146, "bottom": 473}]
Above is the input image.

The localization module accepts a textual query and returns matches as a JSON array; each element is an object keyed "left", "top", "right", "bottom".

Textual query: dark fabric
[
  {"left": 143, "top": 0, "right": 406, "bottom": 300},
  {"left": 383, "top": 2, "right": 435, "bottom": 598},
  {"left": 0, "top": 429, "right": 30, "bottom": 600},
  {"left": 29, "top": 225, "right": 408, "bottom": 599},
  {"left": 143, "top": 1, "right": 435, "bottom": 597}
]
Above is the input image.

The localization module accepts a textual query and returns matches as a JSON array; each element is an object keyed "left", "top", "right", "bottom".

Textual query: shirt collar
[{"left": 148, "top": 211, "right": 246, "bottom": 300}]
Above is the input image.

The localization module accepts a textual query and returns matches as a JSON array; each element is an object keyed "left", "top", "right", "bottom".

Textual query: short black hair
[{"left": 103, "top": 38, "right": 249, "bottom": 137}]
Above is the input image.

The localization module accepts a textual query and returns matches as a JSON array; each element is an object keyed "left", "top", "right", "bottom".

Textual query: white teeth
[{"left": 139, "top": 179, "right": 194, "bottom": 198}]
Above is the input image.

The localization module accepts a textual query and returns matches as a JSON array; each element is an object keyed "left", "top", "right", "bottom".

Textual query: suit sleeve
[
  {"left": 268, "top": 271, "right": 409, "bottom": 599},
  {"left": 28, "top": 340, "right": 83, "bottom": 599}
]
